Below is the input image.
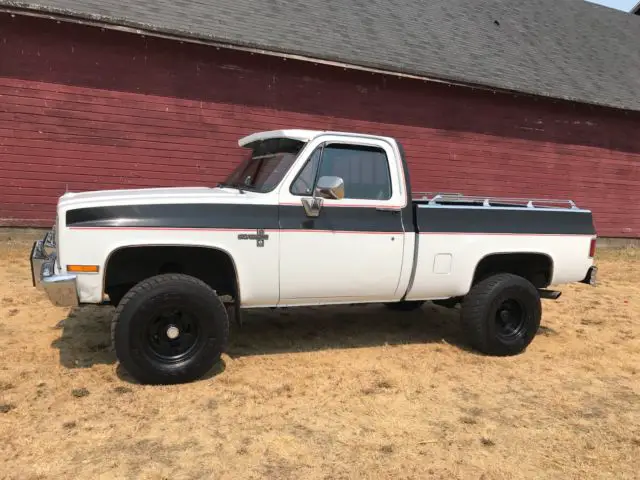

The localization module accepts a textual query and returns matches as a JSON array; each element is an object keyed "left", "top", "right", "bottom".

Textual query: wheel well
[
  {"left": 472, "top": 253, "right": 553, "bottom": 289},
  {"left": 104, "top": 246, "right": 238, "bottom": 305}
]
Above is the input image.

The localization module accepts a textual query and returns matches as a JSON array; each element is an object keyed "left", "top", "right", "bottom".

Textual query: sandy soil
[{"left": 0, "top": 240, "right": 638, "bottom": 479}]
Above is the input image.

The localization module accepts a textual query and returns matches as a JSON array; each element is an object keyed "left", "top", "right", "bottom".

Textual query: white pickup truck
[{"left": 31, "top": 129, "right": 598, "bottom": 384}]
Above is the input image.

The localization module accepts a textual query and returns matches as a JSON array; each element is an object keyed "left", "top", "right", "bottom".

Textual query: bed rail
[{"left": 413, "top": 192, "right": 578, "bottom": 210}]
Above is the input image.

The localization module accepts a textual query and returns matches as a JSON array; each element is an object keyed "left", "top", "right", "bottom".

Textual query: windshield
[{"left": 221, "top": 137, "right": 305, "bottom": 193}]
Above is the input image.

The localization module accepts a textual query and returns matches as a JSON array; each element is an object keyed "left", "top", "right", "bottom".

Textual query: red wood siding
[{"left": 0, "top": 14, "right": 638, "bottom": 237}]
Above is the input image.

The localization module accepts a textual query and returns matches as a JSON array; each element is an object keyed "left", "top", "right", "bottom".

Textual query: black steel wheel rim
[
  {"left": 495, "top": 299, "right": 526, "bottom": 341},
  {"left": 143, "top": 306, "right": 201, "bottom": 363}
]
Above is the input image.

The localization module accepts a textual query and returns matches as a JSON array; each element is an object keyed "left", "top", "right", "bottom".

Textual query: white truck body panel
[
  {"left": 405, "top": 231, "right": 594, "bottom": 301},
  {"left": 278, "top": 230, "right": 405, "bottom": 305}
]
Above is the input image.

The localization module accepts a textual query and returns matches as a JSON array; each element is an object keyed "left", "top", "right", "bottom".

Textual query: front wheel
[
  {"left": 111, "top": 274, "right": 229, "bottom": 385},
  {"left": 461, "top": 273, "right": 541, "bottom": 356}
]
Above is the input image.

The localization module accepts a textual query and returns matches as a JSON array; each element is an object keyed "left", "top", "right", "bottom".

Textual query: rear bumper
[
  {"left": 30, "top": 237, "right": 79, "bottom": 307},
  {"left": 581, "top": 265, "right": 598, "bottom": 287}
]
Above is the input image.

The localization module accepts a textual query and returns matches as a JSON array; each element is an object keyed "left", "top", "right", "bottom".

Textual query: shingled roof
[{"left": 2, "top": 0, "right": 640, "bottom": 112}]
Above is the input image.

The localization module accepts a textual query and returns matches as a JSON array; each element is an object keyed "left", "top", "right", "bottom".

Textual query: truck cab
[{"left": 251, "top": 130, "right": 413, "bottom": 305}]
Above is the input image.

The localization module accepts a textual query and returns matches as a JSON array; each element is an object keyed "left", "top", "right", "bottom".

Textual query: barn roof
[{"left": 2, "top": 0, "right": 640, "bottom": 113}]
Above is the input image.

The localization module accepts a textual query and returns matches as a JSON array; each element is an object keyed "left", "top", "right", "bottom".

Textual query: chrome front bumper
[{"left": 30, "top": 235, "right": 79, "bottom": 307}]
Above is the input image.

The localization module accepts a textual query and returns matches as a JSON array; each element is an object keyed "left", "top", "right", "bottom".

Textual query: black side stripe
[
  {"left": 66, "top": 204, "right": 280, "bottom": 229},
  {"left": 66, "top": 203, "right": 404, "bottom": 233},
  {"left": 279, "top": 205, "right": 402, "bottom": 233},
  {"left": 66, "top": 203, "right": 596, "bottom": 236},
  {"left": 416, "top": 206, "right": 596, "bottom": 235}
]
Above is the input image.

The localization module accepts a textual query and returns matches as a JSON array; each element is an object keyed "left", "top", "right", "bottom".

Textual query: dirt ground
[{"left": 0, "top": 240, "right": 638, "bottom": 480}]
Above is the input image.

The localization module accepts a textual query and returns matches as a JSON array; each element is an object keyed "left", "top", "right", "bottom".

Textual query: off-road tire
[
  {"left": 384, "top": 300, "right": 425, "bottom": 312},
  {"left": 461, "top": 273, "right": 541, "bottom": 356},
  {"left": 111, "top": 274, "right": 229, "bottom": 385}
]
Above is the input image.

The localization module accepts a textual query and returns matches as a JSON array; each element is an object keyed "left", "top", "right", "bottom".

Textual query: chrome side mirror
[
  {"left": 315, "top": 176, "right": 345, "bottom": 200},
  {"left": 301, "top": 176, "right": 344, "bottom": 217}
]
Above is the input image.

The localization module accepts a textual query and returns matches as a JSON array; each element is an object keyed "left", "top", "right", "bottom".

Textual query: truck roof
[{"left": 238, "top": 129, "right": 394, "bottom": 147}]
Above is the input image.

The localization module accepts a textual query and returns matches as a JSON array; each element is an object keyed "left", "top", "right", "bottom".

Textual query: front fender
[{"left": 92, "top": 229, "right": 279, "bottom": 307}]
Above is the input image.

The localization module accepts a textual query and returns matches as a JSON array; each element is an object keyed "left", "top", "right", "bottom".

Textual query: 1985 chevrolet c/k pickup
[{"left": 31, "top": 129, "right": 598, "bottom": 384}]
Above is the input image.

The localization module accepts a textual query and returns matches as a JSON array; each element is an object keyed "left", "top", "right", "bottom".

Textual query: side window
[
  {"left": 291, "top": 147, "right": 322, "bottom": 195},
  {"left": 319, "top": 144, "right": 392, "bottom": 200},
  {"left": 290, "top": 143, "right": 392, "bottom": 200}
]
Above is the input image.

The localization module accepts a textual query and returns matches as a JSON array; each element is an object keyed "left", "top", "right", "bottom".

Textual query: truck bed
[{"left": 403, "top": 193, "right": 596, "bottom": 301}]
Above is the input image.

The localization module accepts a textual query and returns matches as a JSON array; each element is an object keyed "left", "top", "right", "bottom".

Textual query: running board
[{"left": 538, "top": 289, "right": 562, "bottom": 300}]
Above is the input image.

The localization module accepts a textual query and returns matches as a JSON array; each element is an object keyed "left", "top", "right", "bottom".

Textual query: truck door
[{"left": 278, "top": 136, "right": 406, "bottom": 304}]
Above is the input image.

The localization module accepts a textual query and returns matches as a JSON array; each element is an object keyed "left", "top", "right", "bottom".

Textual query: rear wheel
[
  {"left": 112, "top": 274, "right": 229, "bottom": 385},
  {"left": 461, "top": 273, "right": 541, "bottom": 356}
]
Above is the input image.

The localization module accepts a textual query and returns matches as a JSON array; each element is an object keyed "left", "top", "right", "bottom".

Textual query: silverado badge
[{"left": 238, "top": 229, "right": 269, "bottom": 247}]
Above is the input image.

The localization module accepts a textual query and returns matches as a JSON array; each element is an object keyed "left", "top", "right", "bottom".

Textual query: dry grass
[{"left": 0, "top": 240, "right": 638, "bottom": 479}]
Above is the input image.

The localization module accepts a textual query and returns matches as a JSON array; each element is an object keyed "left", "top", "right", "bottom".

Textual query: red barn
[{"left": 0, "top": 0, "right": 639, "bottom": 239}]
